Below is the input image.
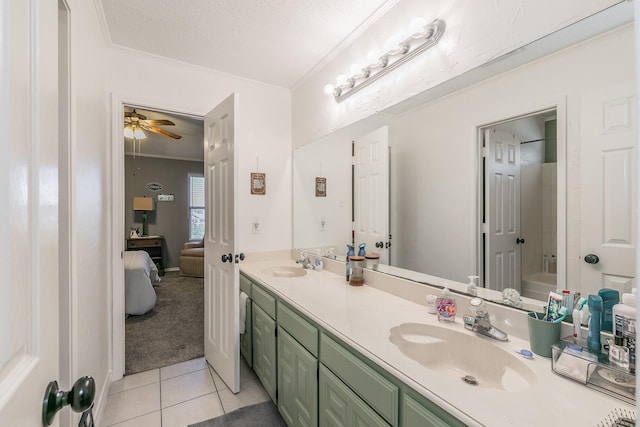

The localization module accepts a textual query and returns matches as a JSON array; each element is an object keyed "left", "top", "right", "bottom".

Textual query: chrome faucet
[
  {"left": 296, "top": 251, "right": 313, "bottom": 269},
  {"left": 463, "top": 298, "right": 509, "bottom": 341}
]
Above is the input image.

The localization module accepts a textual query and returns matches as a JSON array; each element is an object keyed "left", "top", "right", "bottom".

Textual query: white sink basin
[
  {"left": 389, "top": 323, "right": 538, "bottom": 392},
  {"left": 267, "top": 266, "right": 309, "bottom": 278}
]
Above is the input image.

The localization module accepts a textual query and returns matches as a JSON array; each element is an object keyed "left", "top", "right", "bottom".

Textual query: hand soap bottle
[
  {"left": 436, "top": 287, "right": 457, "bottom": 322},
  {"left": 467, "top": 276, "right": 479, "bottom": 296}
]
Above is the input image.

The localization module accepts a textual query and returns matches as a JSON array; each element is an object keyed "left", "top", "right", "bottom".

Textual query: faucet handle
[{"left": 468, "top": 297, "right": 488, "bottom": 317}]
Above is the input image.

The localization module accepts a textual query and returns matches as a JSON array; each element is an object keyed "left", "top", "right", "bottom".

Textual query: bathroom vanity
[{"left": 239, "top": 254, "right": 634, "bottom": 426}]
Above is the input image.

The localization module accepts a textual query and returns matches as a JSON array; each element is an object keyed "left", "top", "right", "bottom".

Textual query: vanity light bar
[{"left": 331, "top": 18, "right": 446, "bottom": 102}]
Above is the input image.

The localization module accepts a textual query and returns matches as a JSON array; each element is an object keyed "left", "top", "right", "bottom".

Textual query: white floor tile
[
  {"left": 161, "top": 357, "right": 207, "bottom": 380},
  {"left": 103, "top": 383, "right": 160, "bottom": 426},
  {"left": 206, "top": 364, "right": 227, "bottom": 391},
  {"left": 109, "top": 369, "right": 159, "bottom": 395},
  {"left": 105, "top": 410, "right": 161, "bottom": 427},
  {"left": 217, "top": 379, "right": 271, "bottom": 413},
  {"left": 161, "top": 369, "right": 216, "bottom": 408},
  {"left": 160, "top": 393, "right": 224, "bottom": 427}
]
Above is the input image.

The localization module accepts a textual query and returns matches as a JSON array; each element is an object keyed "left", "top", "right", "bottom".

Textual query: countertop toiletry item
[
  {"left": 357, "top": 243, "right": 366, "bottom": 256},
  {"left": 542, "top": 254, "right": 549, "bottom": 273},
  {"left": 467, "top": 275, "right": 479, "bottom": 296},
  {"left": 598, "top": 288, "right": 620, "bottom": 333},
  {"left": 573, "top": 297, "right": 587, "bottom": 339},
  {"left": 545, "top": 291, "right": 564, "bottom": 321},
  {"left": 348, "top": 256, "right": 365, "bottom": 286},
  {"left": 313, "top": 249, "right": 323, "bottom": 271},
  {"left": 561, "top": 289, "right": 572, "bottom": 311},
  {"left": 436, "top": 287, "right": 456, "bottom": 322},
  {"left": 588, "top": 294, "right": 603, "bottom": 353},
  {"left": 364, "top": 253, "right": 379, "bottom": 270},
  {"left": 549, "top": 255, "right": 557, "bottom": 274},
  {"left": 425, "top": 294, "right": 437, "bottom": 314},
  {"left": 345, "top": 244, "right": 354, "bottom": 281},
  {"left": 553, "top": 306, "right": 569, "bottom": 323},
  {"left": 612, "top": 291, "right": 636, "bottom": 372},
  {"left": 514, "top": 349, "right": 533, "bottom": 359}
]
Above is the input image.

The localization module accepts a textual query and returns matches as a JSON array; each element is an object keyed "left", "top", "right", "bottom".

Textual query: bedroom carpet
[
  {"left": 125, "top": 271, "right": 204, "bottom": 375},
  {"left": 188, "top": 401, "right": 287, "bottom": 427}
]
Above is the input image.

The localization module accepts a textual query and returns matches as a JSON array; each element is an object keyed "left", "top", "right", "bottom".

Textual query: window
[{"left": 189, "top": 174, "right": 205, "bottom": 240}]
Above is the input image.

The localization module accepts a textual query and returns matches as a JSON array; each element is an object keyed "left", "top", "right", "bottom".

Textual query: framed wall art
[
  {"left": 315, "top": 177, "right": 326, "bottom": 197},
  {"left": 251, "top": 172, "right": 266, "bottom": 195}
]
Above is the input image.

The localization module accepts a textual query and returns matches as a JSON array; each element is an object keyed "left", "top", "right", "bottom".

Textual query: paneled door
[
  {"left": 0, "top": 0, "right": 61, "bottom": 424},
  {"left": 204, "top": 93, "right": 240, "bottom": 393},
  {"left": 580, "top": 80, "right": 636, "bottom": 295},
  {"left": 353, "top": 126, "right": 390, "bottom": 263},
  {"left": 485, "top": 129, "right": 521, "bottom": 291}
]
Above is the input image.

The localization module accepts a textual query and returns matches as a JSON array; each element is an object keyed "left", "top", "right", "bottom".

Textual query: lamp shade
[{"left": 133, "top": 196, "right": 155, "bottom": 211}]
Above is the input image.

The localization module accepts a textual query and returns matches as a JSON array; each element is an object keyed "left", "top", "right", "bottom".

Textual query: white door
[
  {"left": 485, "top": 129, "right": 521, "bottom": 291},
  {"left": 353, "top": 126, "right": 390, "bottom": 264},
  {"left": 580, "top": 80, "right": 636, "bottom": 296},
  {"left": 204, "top": 94, "right": 240, "bottom": 393},
  {"left": 1, "top": 0, "right": 61, "bottom": 425}
]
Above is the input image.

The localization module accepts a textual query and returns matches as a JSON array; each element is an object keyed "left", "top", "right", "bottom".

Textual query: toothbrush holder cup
[{"left": 527, "top": 312, "right": 562, "bottom": 358}]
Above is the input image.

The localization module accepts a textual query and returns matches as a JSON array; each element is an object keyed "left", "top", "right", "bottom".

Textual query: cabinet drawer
[
  {"left": 319, "top": 364, "right": 390, "bottom": 427},
  {"left": 320, "top": 334, "right": 398, "bottom": 426},
  {"left": 127, "top": 238, "right": 161, "bottom": 248},
  {"left": 240, "top": 274, "right": 252, "bottom": 296},
  {"left": 252, "top": 283, "right": 276, "bottom": 319},
  {"left": 278, "top": 303, "right": 318, "bottom": 357}
]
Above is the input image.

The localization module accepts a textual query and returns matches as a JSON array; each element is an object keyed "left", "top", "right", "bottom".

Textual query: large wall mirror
[{"left": 293, "top": 7, "right": 636, "bottom": 308}]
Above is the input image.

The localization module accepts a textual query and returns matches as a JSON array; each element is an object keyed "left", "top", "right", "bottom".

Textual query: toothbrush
[
  {"left": 553, "top": 306, "right": 569, "bottom": 323},
  {"left": 572, "top": 297, "right": 587, "bottom": 338}
]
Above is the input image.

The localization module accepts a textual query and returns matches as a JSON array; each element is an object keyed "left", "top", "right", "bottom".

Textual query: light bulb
[
  {"left": 323, "top": 84, "right": 335, "bottom": 95},
  {"left": 336, "top": 74, "right": 347, "bottom": 86}
]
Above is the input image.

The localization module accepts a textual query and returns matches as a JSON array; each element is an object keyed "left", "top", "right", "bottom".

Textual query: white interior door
[
  {"left": 485, "top": 129, "right": 522, "bottom": 291},
  {"left": 204, "top": 94, "right": 240, "bottom": 393},
  {"left": 0, "top": 0, "right": 61, "bottom": 424},
  {"left": 580, "top": 80, "right": 636, "bottom": 295},
  {"left": 353, "top": 126, "right": 390, "bottom": 263}
]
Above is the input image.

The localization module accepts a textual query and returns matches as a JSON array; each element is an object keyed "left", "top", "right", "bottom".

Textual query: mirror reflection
[{"left": 293, "top": 19, "right": 636, "bottom": 307}]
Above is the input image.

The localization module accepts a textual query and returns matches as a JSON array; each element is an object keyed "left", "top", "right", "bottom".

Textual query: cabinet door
[
  {"left": 278, "top": 329, "right": 318, "bottom": 427},
  {"left": 240, "top": 298, "right": 252, "bottom": 367},
  {"left": 319, "top": 365, "right": 390, "bottom": 427},
  {"left": 402, "top": 394, "right": 456, "bottom": 427},
  {"left": 253, "top": 304, "right": 277, "bottom": 402}
]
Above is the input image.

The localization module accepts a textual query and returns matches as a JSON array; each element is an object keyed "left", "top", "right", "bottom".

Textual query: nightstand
[{"left": 126, "top": 236, "right": 165, "bottom": 276}]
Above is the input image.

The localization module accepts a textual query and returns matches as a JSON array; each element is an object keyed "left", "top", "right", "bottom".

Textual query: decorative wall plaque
[
  {"left": 251, "top": 173, "right": 266, "bottom": 195},
  {"left": 315, "top": 177, "right": 326, "bottom": 197}
]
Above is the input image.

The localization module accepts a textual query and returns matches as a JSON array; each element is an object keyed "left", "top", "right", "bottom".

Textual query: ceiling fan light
[
  {"left": 124, "top": 126, "right": 134, "bottom": 139},
  {"left": 134, "top": 128, "right": 147, "bottom": 139}
]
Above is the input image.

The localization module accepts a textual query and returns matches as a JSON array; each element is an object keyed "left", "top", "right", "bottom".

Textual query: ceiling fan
[{"left": 124, "top": 109, "right": 182, "bottom": 140}]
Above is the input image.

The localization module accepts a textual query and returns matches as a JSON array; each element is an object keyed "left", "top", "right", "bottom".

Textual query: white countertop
[{"left": 240, "top": 256, "right": 635, "bottom": 426}]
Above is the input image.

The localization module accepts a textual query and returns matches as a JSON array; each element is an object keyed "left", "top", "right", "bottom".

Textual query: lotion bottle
[{"left": 588, "top": 295, "right": 603, "bottom": 352}]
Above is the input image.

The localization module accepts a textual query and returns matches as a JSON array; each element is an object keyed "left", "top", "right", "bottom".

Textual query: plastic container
[
  {"left": 348, "top": 256, "right": 365, "bottom": 286},
  {"left": 467, "top": 275, "right": 479, "bottom": 296},
  {"left": 364, "top": 253, "right": 379, "bottom": 270},
  {"left": 588, "top": 295, "right": 603, "bottom": 353},
  {"left": 436, "top": 287, "right": 456, "bottom": 322},
  {"left": 613, "top": 292, "right": 637, "bottom": 372}
]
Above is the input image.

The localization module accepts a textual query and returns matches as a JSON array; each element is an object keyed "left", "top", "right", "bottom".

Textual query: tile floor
[{"left": 103, "top": 357, "right": 271, "bottom": 427}]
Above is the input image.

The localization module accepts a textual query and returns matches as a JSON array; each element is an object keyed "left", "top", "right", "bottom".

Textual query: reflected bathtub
[{"left": 522, "top": 272, "right": 557, "bottom": 301}]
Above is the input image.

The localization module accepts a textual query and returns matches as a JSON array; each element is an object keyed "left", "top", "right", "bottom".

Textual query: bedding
[{"left": 124, "top": 250, "right": 159, "bottom": 315}]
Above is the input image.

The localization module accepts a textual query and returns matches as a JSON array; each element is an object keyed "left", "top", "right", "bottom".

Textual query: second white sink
[
  {"left": 389, "top": 323, "right": 538, "bottom": 392},
  {"left": 267, "top": 266, "right": 309, "bottom": 278}
]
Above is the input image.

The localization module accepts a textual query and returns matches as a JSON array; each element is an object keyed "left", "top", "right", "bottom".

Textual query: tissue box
[{"left": 552, "top": 337, "right": 635, "bottom": 404}]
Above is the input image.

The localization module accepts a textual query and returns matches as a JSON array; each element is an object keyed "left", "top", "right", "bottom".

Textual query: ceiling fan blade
[
  {"left": 140, "top": 123, "right": 182, "bottom": 139},
  {"left": 142, "top": 119, "right": 175, "bottom": 126}
]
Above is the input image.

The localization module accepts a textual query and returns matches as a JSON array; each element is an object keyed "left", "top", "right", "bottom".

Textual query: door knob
[
  {"left": 235, "top": 253, "right": 245, "bottom": 263},
  {"left": 43, "top": 376, "right": 95, "bottom": 425},
  {"left": 375, "top": 242, "right": 383, "bottom": 248},
  {"left": 221, "top": 254, "right": 229, "bottom": 263},
  {"left": 584, "top": 254, "right": 600, "bottom": 264},
  {"left": 516, "top": 238, "right": 525, "bottom": 244}
]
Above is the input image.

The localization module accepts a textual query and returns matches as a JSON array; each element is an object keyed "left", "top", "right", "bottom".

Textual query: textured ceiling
[{"left": 100, "top": 0, "right": 393, "bottom": 88}]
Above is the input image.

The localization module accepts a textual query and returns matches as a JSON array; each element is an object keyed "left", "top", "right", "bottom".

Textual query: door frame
[
  {"left": 109, "top": 95, "right": 204, "bottom": 378},
  {"left": 475, "top": 98, "right": 567, "bottom": 291}
]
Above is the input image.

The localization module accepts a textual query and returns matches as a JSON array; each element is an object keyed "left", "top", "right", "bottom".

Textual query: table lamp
[{"left": 133, "top": 196, "right": 155, "bottom": 236}]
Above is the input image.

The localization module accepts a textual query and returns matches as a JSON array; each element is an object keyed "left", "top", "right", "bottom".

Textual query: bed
[{"left": 124, "top": 250, "right": 160, "bottom": 315}]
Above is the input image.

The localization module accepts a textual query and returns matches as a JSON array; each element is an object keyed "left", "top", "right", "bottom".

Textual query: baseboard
[
  {"left": 164, "top": 267, "right": 180, "bottom": 272},
  {"left": 92, "top": 368, "right": 113, "bottom": 427}
]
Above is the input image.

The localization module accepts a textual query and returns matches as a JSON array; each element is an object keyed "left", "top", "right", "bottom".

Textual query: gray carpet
[
  {"left": 125, "top": 271, "right": 204, "bottom": 375},
  {"left": 188, "top": 401, "right": 287, "bottom": 427}
]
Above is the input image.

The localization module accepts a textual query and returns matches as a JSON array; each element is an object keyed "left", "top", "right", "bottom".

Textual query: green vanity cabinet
[
  {"left": 239, "top": 274, "right": 252, "bottom": 367},
  {"left": 252, "top": 283, "right": 278, "bottom": 403},
  {"left": 277, "top": 303, "right": 319, "bottom": 427},
  {"left": 401, "top": 391, "right": 465, "bottom": 427},
  {"left": 319, "top": 365, "right": 390, "bottom": 427}
]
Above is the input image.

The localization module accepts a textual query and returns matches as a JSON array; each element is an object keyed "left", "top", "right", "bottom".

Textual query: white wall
[
  {"left": 107, "top": 48, "right": 292, "bottom": 253},
  {"left": 391, "top": 25, "right": 634, "bottom": 284},
  {"left": 291, "top": 0, "right": 621, "bottom": 147}
]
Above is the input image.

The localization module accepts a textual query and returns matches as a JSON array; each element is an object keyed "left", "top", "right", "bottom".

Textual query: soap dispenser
[
  {"left": 467, "top": 276, "right": 479, "bottom": 296},
  {"left": 436, "top": 287, "right": 457, "bottom": 322}
]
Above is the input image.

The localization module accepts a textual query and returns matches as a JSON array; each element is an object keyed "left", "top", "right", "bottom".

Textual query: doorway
[{"left": 480, "top": 108, "right": 559, "bottom": 299}]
